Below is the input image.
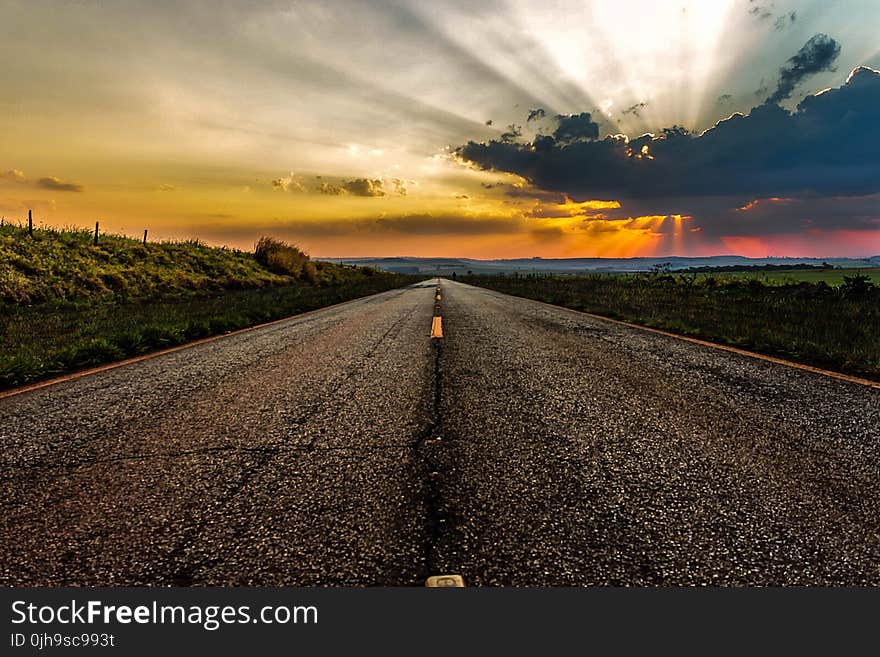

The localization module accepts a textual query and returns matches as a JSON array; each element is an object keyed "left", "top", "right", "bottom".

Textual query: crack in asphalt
[
  {"left": 413, "top": 339, "right": 446, "bottom": 579},
  {"left": 413, "top": 283, "right": 458, "bottom": 581},
  {"left": 0, "top": 294, "right": 422, "bottom": 478},
  {"left": 155, "top": 299, "right": 426, "bottom": 584},
  {"left": 0, "top": 444, "right": 418, "bottom": 492}
]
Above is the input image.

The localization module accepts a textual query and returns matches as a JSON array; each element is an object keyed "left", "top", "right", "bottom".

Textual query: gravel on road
[{"left": 1, "top": 279, "right": 877, "bottom": 585}]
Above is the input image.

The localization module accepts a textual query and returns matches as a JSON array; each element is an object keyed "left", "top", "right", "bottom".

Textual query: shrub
[
  {"left": 254, "top": 237, "right": 310, "bottom": 278},
  {"left": 841, "top": 273, "right": 874, "bottom": 296}
]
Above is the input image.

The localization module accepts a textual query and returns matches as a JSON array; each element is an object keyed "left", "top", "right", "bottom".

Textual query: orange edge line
[
  {"left": 517, "top": 294, "right": 880, "bottom": 391},
  {"left": 0, "top": 289, "right": 405, "bottom": 401}
]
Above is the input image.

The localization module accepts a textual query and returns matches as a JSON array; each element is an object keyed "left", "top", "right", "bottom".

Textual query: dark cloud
[
  {"left": 526, "top": 108, "right": 546, "bottom": 122},
  {"left": 455, "top": 67, "right": 880, "bottom": 230},
  {"left": 530, "top": 224, "right": 565, "bottom": 241},
  {"left": 622, "top": 101, "right": 648, "bottom": 117},
  {"left": 201, "top": 214, "right": 522, "bottom": 240},
  {"left": 598, "top": 193, "right": 880, "bottom": 238},
  {"left": 370, "top": 213, "right": 518, "bottom": 236},
  {"left": 490, "top": 183, "right": 566, "bottom": 203},
  {"left": 725, "top": 194, "right": 880, "bottom": 236},
  {"left": 36, "top": 176, "right": 83, "bottom": 192},
  {"left": 717, "top": 94, "right": 733, "bottom": 105},
  {"left": 754, "top": 78, "right": 770, "bottom": 98},
  {"left": 747, "top": 3, "right": 796, "bottom": 30},
  {"left": 500, "top": 123, "right": 522, "bottom": 143},
  {"left": 766, "top": 33, "right": 841, "bottom": 104},
  {"left": 551, "top": 112, "right": 600, "bottom": 144}
]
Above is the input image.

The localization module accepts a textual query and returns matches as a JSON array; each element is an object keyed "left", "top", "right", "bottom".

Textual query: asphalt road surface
[{"left": 1, "top": 279, "right": 878, "bottom": 585}]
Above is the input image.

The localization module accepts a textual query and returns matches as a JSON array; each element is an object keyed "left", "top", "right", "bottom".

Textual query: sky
[{"left": 1, "top": 0, "right": 879, "bottom": 258}]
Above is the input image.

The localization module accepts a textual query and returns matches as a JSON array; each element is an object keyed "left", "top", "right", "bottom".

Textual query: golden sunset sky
[{"left": 1, "top": 0, "right": 879, "bottom": 258}]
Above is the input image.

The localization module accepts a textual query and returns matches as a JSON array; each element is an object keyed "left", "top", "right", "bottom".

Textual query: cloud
[
  {"left": 724, "top": 193, "right": 880, "bottom": 236},
  {"left": 390, "top": 178, "right": 409, "bottom": 196},
  {"left": 621, "top": 101, "right": 648, "bottom": 117},
  {"left": 551, "top": 112, "right": 600, "bottom": 144},
  {"left": 370, "top": 213, "right": 518, "bottom": 235},
  {"left": 456, "top": 67, "right": 880, "bottom": 203},
  {"left": 716, "top": 94, "right": 733, "bottom": 105},
  {"left": 766, "top": 34, "right": 841, "bottom": 104},
  {"left": 748, "top": 1, "right": 772, "bottom": 20},
  {"left": 156, "top": 184, "right": 177, "bottom": 191},
  {"left": 318, "top": 178, "right": 385, "bottom": 197},
  {"left": 530, "top": 224, "right": 565, "bottom": 241},
  {"left": 272, "top": 173, "right": 409, "bottom": 197},
  {"left": 1, "top": 169, "right": 25, "bottom": 182},
  {"left": 36, "top": 176, "right": 84, "bottom": 192},
  {"left": 526, "top": 108, "right": 546, "bottom": 122},
  {"left": 202, "top": 213, "right": 522, "bottom": 240},
  {"left": 500, "top": 124, "right": 522, "bottom": 143},
  {"left": 523, "top": 198, "right": 621, "bottom": 219},
  {"left": 340, "top": 178, "right": 385, "bottom": 197},
  {"left": 0, "top": 198, "right": 56, "bottom": 214},
  {"left": 774, "top": 11, "right": 796, "bottom": 31},
  {"left": 272, "top": 173, "right": 307, "bottom": 192},
  {"left": 455, "top": 67, "right": 880, "bottom": 240},
  {"left": 3, "top": 170, "right": 85, "bottom": 193}
]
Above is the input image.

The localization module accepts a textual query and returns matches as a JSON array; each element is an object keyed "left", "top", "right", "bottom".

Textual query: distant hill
[{"left": 325, "top": 255, "right": 880, "bottom": 276}]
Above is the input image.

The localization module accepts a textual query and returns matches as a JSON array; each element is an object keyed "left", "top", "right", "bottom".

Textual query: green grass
[
  {"left": 462, "top": 273, "right": 880, "bottom": 379},
  {"left": 0, "top": 224, "right": 300, "bottom": 304},
  {"left": 0, "top": 225, "right": 422, "bottom": 388}
]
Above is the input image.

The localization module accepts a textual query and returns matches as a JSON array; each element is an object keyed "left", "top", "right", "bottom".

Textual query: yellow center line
[{"left": 430, "top": 316, "right": 443, "bottom": 339}]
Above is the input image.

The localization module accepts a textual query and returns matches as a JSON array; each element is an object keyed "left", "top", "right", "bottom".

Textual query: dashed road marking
[{"left": 430, "top": 316, "right": 443, "bottom": 339}]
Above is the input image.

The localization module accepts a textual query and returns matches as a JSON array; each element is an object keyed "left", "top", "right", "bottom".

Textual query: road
[{"left": 1, "top": 279, "right": 878, "bottom": 585}]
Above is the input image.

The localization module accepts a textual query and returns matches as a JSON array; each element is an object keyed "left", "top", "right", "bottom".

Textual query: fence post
[
  {"left": 94, "top": 221, "right": 99, "bottom": 246},
  {"left": 28, "top": 209, "right": 33, "bottom": 236},
  {"left": 143, "top": 229, "right": 148, "bottom": 245}
]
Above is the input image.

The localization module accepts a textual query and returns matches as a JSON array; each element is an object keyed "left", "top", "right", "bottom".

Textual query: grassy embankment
[
  {"left": 0, "top": 225, "right": 420, "bottom": 389},
  {"left": 462, "top": 272, "right": 880, "bottom": 379}
]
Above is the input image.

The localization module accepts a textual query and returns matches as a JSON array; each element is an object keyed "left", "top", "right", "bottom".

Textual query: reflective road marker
[{"left": 426, "top": 574, "right": 465, "bottom": 587}]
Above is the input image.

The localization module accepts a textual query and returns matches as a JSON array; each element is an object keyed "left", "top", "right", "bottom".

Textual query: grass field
[
  {"left": 687, "top": 267, "right": 880, "bottom": 286},
  {"left": 462, "top": 272, "right": 880, "bottom": 379},
  {"left": 0, "top": 226, "right": 420, "bottom": 388}
]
